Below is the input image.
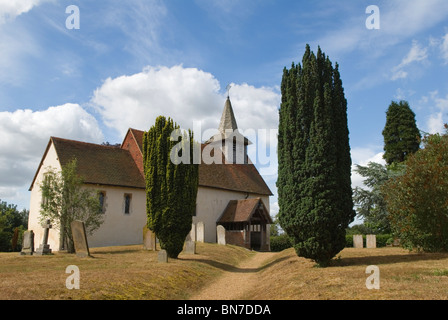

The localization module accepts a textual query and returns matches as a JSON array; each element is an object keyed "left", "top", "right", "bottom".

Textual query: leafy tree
[
  {"left": 382, "top": 100, "right": 421, "bottom": 165},
  {"left": 0, "top": 200, "right": 28, "bottom": 252},
  {"left": 277, "top": 45, "right": 355, "bottom": 267},
  {"left": 352, "top": 162, "right": 404, "bottom": 234},
  {"left": 384, "top": 127, "right": 448, "bottom": 251},
  {"left": 143, "top": 116, "right": 198, "bottom": 259},
  {"left": 39, "top": 159, "right": 103, "bottom": 253}
]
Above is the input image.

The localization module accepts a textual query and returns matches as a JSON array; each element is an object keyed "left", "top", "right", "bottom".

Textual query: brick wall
[
  {"left": 122, "top": 131, "right": 144, "bottom": 175},
  {"left": 225, "top": 230, "right": 249, "bottom": 249}
]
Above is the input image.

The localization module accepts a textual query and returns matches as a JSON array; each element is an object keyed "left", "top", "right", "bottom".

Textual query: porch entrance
[{"left": 217, "top": 198, "right": 273, "bottom": 251}]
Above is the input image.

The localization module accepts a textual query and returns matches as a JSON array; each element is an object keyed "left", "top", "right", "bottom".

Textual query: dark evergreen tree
[
  {"left": 277, "top": 45, "right": 355, "bottom": 267},
  {"left": 143, "top": 116, "right": 198, "bottom": 259},
  {"left": 382, "top": 100, "right": 421, "bottom": 165}
]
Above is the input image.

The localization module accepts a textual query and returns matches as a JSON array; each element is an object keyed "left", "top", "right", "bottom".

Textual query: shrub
[{"left": 270, "top": 234, "right": 293, "bottom": 252}]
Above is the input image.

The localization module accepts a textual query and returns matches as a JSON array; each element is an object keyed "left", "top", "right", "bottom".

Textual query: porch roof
[{"left": 217, "top": 198, "right": 273, "bottom": 224}]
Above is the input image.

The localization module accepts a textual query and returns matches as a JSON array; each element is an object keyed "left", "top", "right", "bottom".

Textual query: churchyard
[{"left": 1, "top": 242, "right": 448, "bottom": 300}]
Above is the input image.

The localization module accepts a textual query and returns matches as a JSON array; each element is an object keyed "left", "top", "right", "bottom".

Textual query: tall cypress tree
[
  {"left": 277, "top": 45, "right": 355, "bottom": 267},
  {"left": 143, "top": 116, "right": 198, "bottom": 258},
  {"left": 382, "top": 100, "right": 420, "bottom": 165}
]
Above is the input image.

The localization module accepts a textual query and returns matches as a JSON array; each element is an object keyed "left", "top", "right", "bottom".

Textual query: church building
[{"left": 27, "top": 97, "right": 273, "bottom": 252}]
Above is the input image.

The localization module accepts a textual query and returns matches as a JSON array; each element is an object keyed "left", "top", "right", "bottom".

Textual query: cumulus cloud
[
  {"left": 0, "top": 103, "right": 103, "bottom": 189},
  {"left": 91, "top": 65, "right": 280, "bottom": 140}
]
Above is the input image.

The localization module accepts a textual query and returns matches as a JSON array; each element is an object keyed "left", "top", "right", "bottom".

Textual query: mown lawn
[
  {"left": 1, "top": 244, "right": 447, "bottom": 300},
  {"left": 243, "top": 247, "right": 448, "bottom": 300},
  {"left": 0, "top": 243, "right": 253, "bottom": 300}
]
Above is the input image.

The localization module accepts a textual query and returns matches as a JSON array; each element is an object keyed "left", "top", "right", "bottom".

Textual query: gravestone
[
  {"left": 35, "top": 220, "right": 52, "bottom": 255},
  {"left": 158, "top": 249, "right": 168, "bottom": 263},
  {"left": 190, "top": 223, "right": 196, "bottom": 242},
  {"left": 20, "top": 230, "right": 34, "bottom": 255},
  {"left": 197, "top": 221, "right": 204, "bottom": 243},
  {"left": 71, "top": 220, "right": 90, "bottom": 258},
  {"left": 184, "top": 229, "right": 196, "bottom": 254},
  {"left": 217, "top": 225, "right": 226, "bottom": 245},
  {"left": 353, "top": 234, "right": 363, "bottom": 248},
  {"left": 184, "top": 239, "right": 196, "bottom": 254},
  {"left": 143, "top": 226, "right": 156, "bottom": 251},
  {"left": 366, "top": 234, "right": 377, "bottom": 248}
]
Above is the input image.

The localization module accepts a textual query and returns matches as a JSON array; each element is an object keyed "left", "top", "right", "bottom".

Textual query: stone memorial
[
  {"left": 190, "top": 223, "right": 196, "bottom": 242},
  {"left": 353, "top": 234, "right": 363, "bottom": 248},
  {"left": 366, "top": 234, "right": 376, "bottom": 248},
  {"left": 143, "top": 226, "right": 156, "bottom": 251},
  {"left": 184, "top": 226, "right": 196, "bottom": 254},
  {"left": 20, "top": 230, "right": 34, "bottom": 255},
  {"left": 217, "top": 225, "right": 226, "bottom": 245},
  {"left": 184, "top": 239, "right": 196, "bottom": 254},
  {"left": 35, "top": 220, "right": 52, "bottom": 255},
  {"left": 197, "top": 221, "right": 204, "bottom": 243},
  {"left": 158, "top": 249, "right": 168, "bottom": 263},
  {"left": 71, "top": 220, "right": 90, "bottom": 257}
]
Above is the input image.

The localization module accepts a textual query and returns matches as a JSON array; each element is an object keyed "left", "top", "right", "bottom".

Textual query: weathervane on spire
[{"left": 226, "top": 83, "right": 232, "bottom": 98}]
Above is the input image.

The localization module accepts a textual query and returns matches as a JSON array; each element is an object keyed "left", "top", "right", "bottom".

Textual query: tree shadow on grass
[
  {"left": 181, "top": 256, "right": 290, "bottom": 273},
  {"left": 330, "top": 251, "right": 448, "bottom": 267}
]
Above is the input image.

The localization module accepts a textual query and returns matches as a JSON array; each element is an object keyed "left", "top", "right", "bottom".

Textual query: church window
[
  {"left": 98, "top": 191, "right": 106, "bottom": 214},
  {"left": 124, "top": 194, "right": 132, "bottom": 214}
]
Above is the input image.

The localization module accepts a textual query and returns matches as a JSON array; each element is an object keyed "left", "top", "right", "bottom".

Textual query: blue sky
[{"left": 1, "top": 0, "right": 448, "bottom": 223}]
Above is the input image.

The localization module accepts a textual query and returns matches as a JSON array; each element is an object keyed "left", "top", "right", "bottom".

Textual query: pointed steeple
[
  {"left": 205, "top": 96, "right": 251, "bottom": 164},
  {"left": 218, "top": 97, "right": 238, "bottom": 134}
]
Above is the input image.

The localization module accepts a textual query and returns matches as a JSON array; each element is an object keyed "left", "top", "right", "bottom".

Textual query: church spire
[{"left": 218, "top": 96, "right": 238, "bottom": 134}]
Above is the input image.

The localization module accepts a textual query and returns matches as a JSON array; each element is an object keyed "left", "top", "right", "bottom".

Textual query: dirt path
[{"left": 190, "top": 251, "right": 277, "bottom": 300}]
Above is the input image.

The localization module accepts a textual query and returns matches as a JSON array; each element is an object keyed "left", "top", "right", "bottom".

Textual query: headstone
[
  {"left": 143, "top": 226, "right": 156, "bottom": 251},
  {"left": 366, "top": 234, "right": 376, "bottom": 248},
  {"left": 353, "top": 234, "right": 363, "bottom": 248},
  {"left": 158, "top": 249, "right": 168, "bottom": 263},
  {"left": 197, "top": 221, "right": 204, "bottom": 243},
  {"left": 184, "top": 239, "right": 196, "bottom": 254},
  {"left": 217, "top": 225, "right": 226, "bottom": 245},
  {"left": 35, "top": 220, "right": 52, "bottom": 255},
  {"left": 71, "top": 220, "right": 90, "bottom": 258},
  {"left": 20, "top": 230, "right": 34, "bottom": 255},
  {"left": 190, "top": 223, "right": 196, "bottom": 242}
]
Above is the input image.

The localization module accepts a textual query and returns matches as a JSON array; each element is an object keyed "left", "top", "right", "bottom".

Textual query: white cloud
[
  {"left": 0, "top": 0, "right": 47, "bottom": 24},
  {"left": 420, "top": 90, "right": 448, "bottom": 134},
  {"left": 391, "top": 40, "right": 428, "bottom": 80},
  {"left": 91, "top": 65, "right": 281, "bottom": 178},
  {"left": 0, "top": 103, "right": 103, "bottom": 190},
  {"left": 427, "top": 112, "right": 444, "bottom": 134},
  {"left": 91, "top": 65, "right": 280, "bottom": 140},
  {"left": 350, "top": 147, "right": 385, "bottom": 190}
]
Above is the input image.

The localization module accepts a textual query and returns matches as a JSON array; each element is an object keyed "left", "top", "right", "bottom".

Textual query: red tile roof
[
  {"left": 31, "top": 128, "right": 272, "bottom": 196},
  {"left": 32, "top": 137, "right": 145, "bottom": 190},
  {"left": 217, "top": 198, "right": 273, "bottom": 224},
  {"left": 131, "top": 129, "right": 272, "bottom": 196}
]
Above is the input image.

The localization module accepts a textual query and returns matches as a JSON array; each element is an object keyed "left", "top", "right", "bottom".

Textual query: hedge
[
  {"left": 271, "top": 234, "right": 393, "bottom": 251},
  {"left": 270, "top": 234, "right": 293, "bottom": 252}
]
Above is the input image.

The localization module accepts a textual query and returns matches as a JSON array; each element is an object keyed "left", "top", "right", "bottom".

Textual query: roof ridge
[{"left": 51, "top": 136, "right": 122, "bottom": 150}]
